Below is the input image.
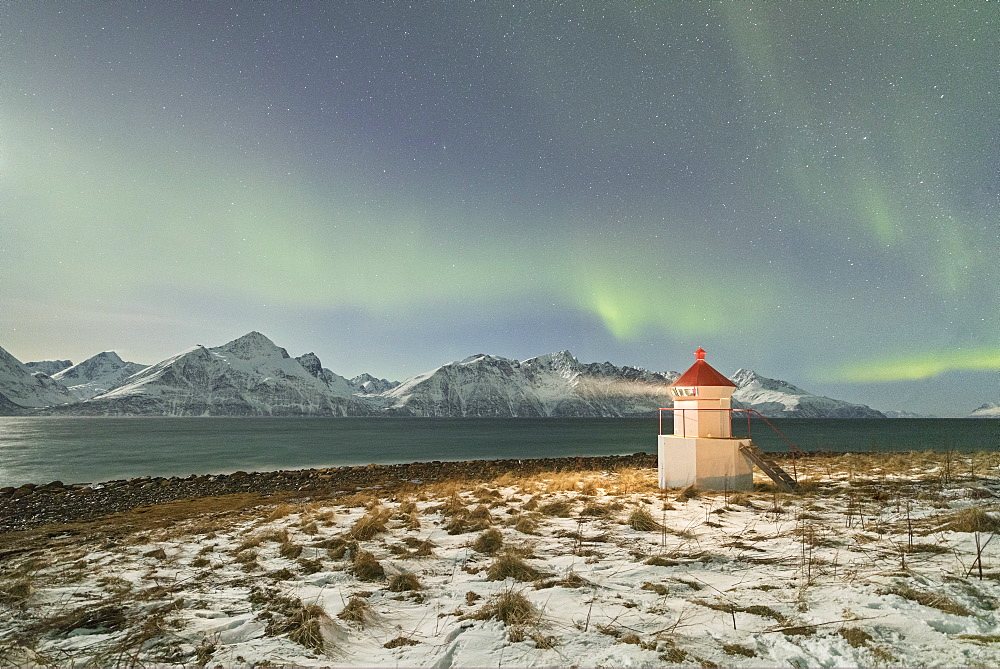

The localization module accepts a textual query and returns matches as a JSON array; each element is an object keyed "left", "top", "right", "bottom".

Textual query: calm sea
[{"left": 0, "top": 417, "right": 997, "bottom": 488}]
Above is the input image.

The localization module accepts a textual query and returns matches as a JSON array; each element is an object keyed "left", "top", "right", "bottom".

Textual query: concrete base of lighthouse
[{"left": 657, "top": 436, "right": 754, "bottom": 491}]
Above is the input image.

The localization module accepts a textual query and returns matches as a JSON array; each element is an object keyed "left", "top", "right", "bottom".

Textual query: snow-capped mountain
[
  {"left": 52, "top": 351, "right": 149, "bottom": 400},
  {"left": 883, "top": 410, "right": 930, "bottom": 419},
  {"left": 0, "top": 345, "right": 76, "bottom": 410},
  {"left": 969, "top": 403, "right": 1000, "bottom": 418},
  {"left": 24, "top": 359, "right": 73, "bottom": 376},
  {"left": 730, "top": 369, "right": 885, "bottom": 418},
  {"left": 380, "top": 350, "right": 678, "bottom": 417},
  {"left": 8, "top": 330, "right": 906, "bottom": 418},
  {"left": 293, "top": 352, "right": 359, "bottom": 396},
  {"left": 73, "top": 332, "right": 373, "bottom": 416},
  {"left": 350, "top": 373, "right": 399, "bottom": 395}
]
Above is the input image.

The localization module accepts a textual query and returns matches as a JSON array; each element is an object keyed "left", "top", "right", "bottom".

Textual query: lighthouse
[{"left": 658, "top": 348, "right": 754, "bottom": 491}]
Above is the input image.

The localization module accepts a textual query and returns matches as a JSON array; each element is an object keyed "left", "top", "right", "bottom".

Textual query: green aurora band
[
  {"left": 1, "top": 2, "right": 996, "bottom": 398},
  {"left": 826, "top": 348, "right": 1000, "bottom": 383}
]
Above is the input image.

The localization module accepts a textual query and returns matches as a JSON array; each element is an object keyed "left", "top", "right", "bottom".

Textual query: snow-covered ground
[{"left": 3, "top": 453, "right": 1000, "bottom": 667}]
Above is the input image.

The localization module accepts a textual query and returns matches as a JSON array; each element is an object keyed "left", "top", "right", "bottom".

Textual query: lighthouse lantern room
[{"left": 658, "top": 348, "right": 754, "bottom": 491}]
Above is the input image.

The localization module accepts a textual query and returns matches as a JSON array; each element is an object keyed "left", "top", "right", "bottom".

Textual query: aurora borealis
[{"left": 2, "top": 2, "right": 997, "bottom": 416}]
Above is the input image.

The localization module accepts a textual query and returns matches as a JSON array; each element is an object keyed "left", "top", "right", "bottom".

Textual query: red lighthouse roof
[{"left": 670, "top": 348, "right": 736, "bottom": 388}]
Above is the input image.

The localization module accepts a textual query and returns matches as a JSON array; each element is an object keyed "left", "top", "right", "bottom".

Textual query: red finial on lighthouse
[{"left": 695, "top": 347, "right": 706, "bottom": 361}]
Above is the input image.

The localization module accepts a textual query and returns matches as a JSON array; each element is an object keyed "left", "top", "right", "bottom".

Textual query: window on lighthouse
[{"left": 670, "top": 387, "right": 698, "bottom": 397}]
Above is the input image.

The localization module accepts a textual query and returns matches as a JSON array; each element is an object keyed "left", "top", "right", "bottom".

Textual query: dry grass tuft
[
  {"left": 722, "top": 643, "right": 757, "bottom": 657},
  {"left": 401, "top": 536, "right": 436, "bottom": 556},
  {"left": 613, "top": 468, "right": 650, "bottom": 495},
  {"left": 37, "top": 604, "right": 128, "bottom": 636},
  {"left": 235, "top": 535, "right": 263, "bottom": 553},
  {"left": 472, "top": 528, "right": 504, "bottom": 555},
  {"left": 387, "top": 572, "right": 423, "bottom": 592},
  {"left": 641, "top": 582, "right": 669, "bottom": 596},
  {"left": 402, "top": 511, "right": 422, "bottom": 531},
  {"left": 312, "top": 509, "right": 337, "bottom": 524},
  {"left": 903, "top": 542, "right": 949, "bottom": 554},
  {"left": 627, "top": 507, "right": 664, "bottom": 532},
  {"left": 337, "top": 596, "right": 372, "bottom": 624},
  {"left": 269, "top": 603, "right": 333, "bottom": 653},
  {"left": 384, "top": 636, "right": 419, "bottom": 648},
  {"left": 883, "top": 585, "right": 972, "bottom": 616},
  {"left": 298, "top": 558, "right": 324, "bottom": 574},
  {"left": 444, "top": 505, "right": 493, "bottom": 535},
  {"left": 396, "top": 499, "right": 418, "bottom": 516},
  {"left": 486, "top": 552, "right": 541, "bottom": 582},
  {"left": 279, "top": 539, "right": 303, "bottom": 559},
  {"left": 474, "top": 486, "right": 503, "bottom": 503},
  {"left": 266, "top": 568, "right": 296, "bottom": 581},
  {"left": 694, "top": 600, "right": 789, "bottom": 624},
  {"left": 539, "top": 472, "right": 583, "bottom": 492},
  {"left": 580, "top": 477, "right": 601, "bottom": 496},
  {"left": 538, "top": 498, "right": 574, "bottom": 517},
  {"left": 0, "top": 577, "right": 34, "bottom": 609},
  {"left": 395, "top": 499, "right": 421, "bottom": 530},
  {"left": 942, "top": 508, "right": 1000, "bottom": 533},
  {"left": 337, "top": 492, "right": 380, "bottom": 508},
  {"left": 432, "top": 494, "right": 468, "bottom": 517},
  {"left": 645, "top": 555, "right": 680, "bottom": 567},
  {"left": 512, "top": 514, "right": 540, "bottom": 535},
  {"left": 580, "top": 501, "right": 610, "bottom": 517},
  {"left": 511, "top": 628, "right": 559, "bottom": 647},
  {"left": 316, "top": 536, "right": 358, "bottom": 560},
  {"left": 234, "top": 549, "right": 258, "bottom": 566},
  {"left": 838, "top": 627, "right": 874, "bottom": 648},
  {"left": 728, "top": 492, "right": 752, "bottom": 506},
  {"left": 351, "top": 550, "right": 385, "bottom": 581},
  {"left": 350, "top": 507, "right": 391, "bottom": 540},
  {"left": 676, "top": 485, "right": 699, "bottom": 501},
  {"left": 472, "top": 589, "right": 539, "bottom": 626},
  {"left": 266, "top": 503, "right": 298, "bottom": 522},
  {"left": 536, "top": 570, "right": 590, "bottom": 590}
]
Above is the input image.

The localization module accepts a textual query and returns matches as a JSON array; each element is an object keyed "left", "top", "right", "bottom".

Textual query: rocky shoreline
[
  {"left": 0, "top": 450, "right": 852, "bottom": 534},
  {"left": 0, "top": 453, "right": 662, "bottom": 533}
]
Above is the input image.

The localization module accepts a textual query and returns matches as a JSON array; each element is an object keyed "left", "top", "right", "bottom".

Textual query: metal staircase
[{"left": 739, "top": 443, "right": 797, "bottom": 492}]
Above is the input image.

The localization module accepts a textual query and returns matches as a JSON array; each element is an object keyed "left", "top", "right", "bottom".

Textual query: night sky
[{"left": 2, "top": 2, "right": 998, "bottom": 416}]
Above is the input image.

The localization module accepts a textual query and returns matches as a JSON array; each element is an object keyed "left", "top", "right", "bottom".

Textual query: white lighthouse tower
[{"left": 658, "top": 348, "right": 754, "bottom": 491}]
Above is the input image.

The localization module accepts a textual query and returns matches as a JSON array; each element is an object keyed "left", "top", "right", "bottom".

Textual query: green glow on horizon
[{"left": 822, "top": 348, "right": 1000, "bottom": 383}]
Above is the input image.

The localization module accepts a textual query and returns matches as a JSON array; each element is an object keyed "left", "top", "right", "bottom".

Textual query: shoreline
[
  {"left": 0, "top": 453, "right": 656, "bottom": 534},
  {"left": 0, "top": 450, "right": 856, "bottom": 535}
]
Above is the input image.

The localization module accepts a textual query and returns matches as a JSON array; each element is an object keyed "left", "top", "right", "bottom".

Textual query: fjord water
[{"left": 0, "top": 417, "right": 997, "bottom": 488}]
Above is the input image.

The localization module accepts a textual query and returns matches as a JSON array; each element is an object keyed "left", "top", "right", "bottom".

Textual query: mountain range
[
  {"left": 0, "top": 331, "right": 992, "bottom": 418},
  {"left": 0, "top": 345, "right": 76, "bottom": 409},
  {"left": 970, "top": 403, "right": 1000, "bottom": 418},
  {"left": 52, "top": 351, "right": 149, "bottom": 400}
]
